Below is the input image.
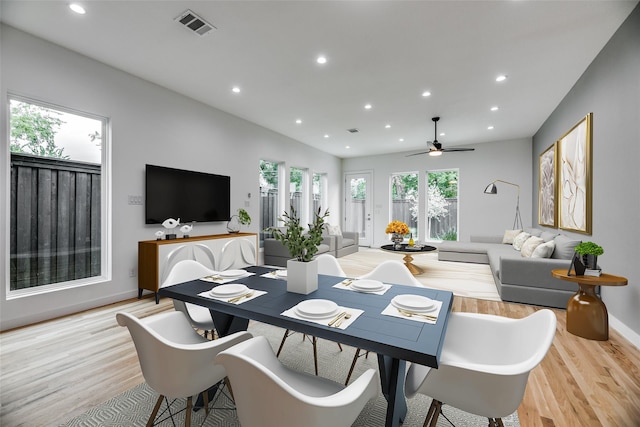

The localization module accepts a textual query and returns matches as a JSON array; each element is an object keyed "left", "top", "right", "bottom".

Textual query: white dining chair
[
  {"left": 116, "top": 311, "right": 252, "bottom": 427},
  {"left": 162, "top": 259, "right": 217, "bottom": 339},
  {"left": 344, "top": 260, "right": 423, "bottom": 385},
  {"left": 405, "top": 309, "right": 557, "bottom": 427},
  {"left": 276, "top": 253, "right": 344, "bottom": 375},
  {"left": 216, "top": 335, "right": 379, "bottom": 427}
]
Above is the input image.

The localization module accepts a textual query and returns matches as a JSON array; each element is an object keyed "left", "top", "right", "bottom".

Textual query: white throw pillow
[
  {"left": 532, "top": 240, "right": 556, "bottom": 258},
  {"left": 327, "top": 224, "right": 342, "bottom": 236},
  {"left": 512, "top": 232, "right": 531, "bottom": 251},
  {"left": 502, "top": 229, "right": 522, "bottom": 244},
  {"left": 521, "top": 236, "right": 544, "bottom": 257}
]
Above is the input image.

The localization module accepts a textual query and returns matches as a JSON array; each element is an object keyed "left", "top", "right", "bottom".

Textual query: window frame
[{"left": 6, "top": 94, "right": 112, "bottom": 298}]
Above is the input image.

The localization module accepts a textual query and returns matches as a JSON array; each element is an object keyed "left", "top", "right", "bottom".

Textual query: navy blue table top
[{"left": 158, "top": 265, "right": 454, "bottom": 368}]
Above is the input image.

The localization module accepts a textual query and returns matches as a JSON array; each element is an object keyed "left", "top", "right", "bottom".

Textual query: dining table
[{"left": 158, "top": 265, "right": 454, "bottom": 427}]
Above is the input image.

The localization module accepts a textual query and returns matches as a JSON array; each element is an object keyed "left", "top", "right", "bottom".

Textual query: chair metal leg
[
  {"left": 423, "top": 399, "right": 442, "bottom": 427},
  {"left": 185, "top": 396, "right": 192, "bottom": 427},
  {"left": 203, "top": 387, "right": 210, "bottom": 416},
  {"left": 312, "top": 336, "right": 319, "bottom": 376},
  {"left": 489, "top": 418, "right": 504, "bottom": 427},
  {"left": 277, "top": 329, "right": 294, "bottom": 357},
  {"left": 344, "top": 348, "right": 370, "bottom": 385},
  {"left": 147, "top": 394, "right": 164, "bottom": 427}
]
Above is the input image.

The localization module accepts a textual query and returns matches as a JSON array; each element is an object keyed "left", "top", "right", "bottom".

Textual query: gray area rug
[{"left": 61, "top": 321, "right": 520, "bottom": 427}]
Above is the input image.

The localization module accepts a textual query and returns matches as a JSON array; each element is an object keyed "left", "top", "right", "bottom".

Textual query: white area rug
[{"left": 338, "top": 248, "right": 500, "bottom": 301}]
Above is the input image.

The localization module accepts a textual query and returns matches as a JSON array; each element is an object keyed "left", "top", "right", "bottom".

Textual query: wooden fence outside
[{"left": 10, "top": 154, "right": 101, "bottom": 290}]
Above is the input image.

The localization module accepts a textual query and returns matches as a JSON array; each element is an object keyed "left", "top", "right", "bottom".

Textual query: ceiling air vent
[
  {"left": 347, "top": 128, "right": 360, "bottom": 133},
  {"left": 175, "top": 10, "right": 216, "bottom": 36}
]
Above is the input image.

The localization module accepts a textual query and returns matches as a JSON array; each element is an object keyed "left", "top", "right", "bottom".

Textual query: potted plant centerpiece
[
  {"left": 227, "top": 208, "right": 251, "bottom": 233},
  {"left": 574, "top": 241, "right": 604, "bottom": 272},
  {"left": 268, "top": 205, "right": 330, "bottom": 294}
]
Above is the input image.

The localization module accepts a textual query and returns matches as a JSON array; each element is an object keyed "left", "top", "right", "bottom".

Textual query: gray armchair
[
  {"left": 322, "top": 225, "right": 359, "bottom": 258},
  {"left": 263, "top": 227, "right": 333, "bottom": 267}
]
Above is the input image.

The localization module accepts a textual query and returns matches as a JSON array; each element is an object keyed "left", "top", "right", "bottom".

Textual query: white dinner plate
[
  {"left": 210, "top": 283, "right": 249, "bottom": 298},
  {"left": 275, "top": 270, "right": 287, "bottom": 278},
  {"left": 391, "top": 294, "right": 436, "bottom": 313},
  {"left": 218, "top": 269, "right": 247, "bottom": 278},
  {"left": 351, "top": 279, "right": 385, "bottom": 292},
  {"left": 294, "top": 299, "right": 339, "bottom": 318}
]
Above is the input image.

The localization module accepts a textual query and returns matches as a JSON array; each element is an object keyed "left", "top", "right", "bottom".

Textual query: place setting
[
  {"left": 198, "top": 269, "right": 255, "bottom": 284},
  {"left": 198, "top": 282, "right": 266, "bottom": 304},
  {"left": 261, "top": 269, "right": 288, "bottom": 280},
  {"left": 281, "top": 299, "right": 363, "bottom": 329},
  {"left": 382, "top": 294, "right": 442, "bottom": 324},
  {"left": 333, "top": 278, "right": 391, "bottom": 295}
]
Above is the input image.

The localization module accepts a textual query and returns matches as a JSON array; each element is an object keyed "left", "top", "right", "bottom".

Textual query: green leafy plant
[
  {"left": 574, "top": 241, "right": 604, "bottom": 256},
  {"left": 268, "top": 205, "right": 330, "bottom": 262},
  {"left": 238, "top": 208, "right": 251, "bottom": 226}
]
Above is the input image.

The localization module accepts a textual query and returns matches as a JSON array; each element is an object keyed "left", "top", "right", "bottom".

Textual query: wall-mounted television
[{"left": 145, "top": 164, "right": 231, "bottom": 225}]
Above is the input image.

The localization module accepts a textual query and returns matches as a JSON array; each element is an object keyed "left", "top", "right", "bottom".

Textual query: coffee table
[{"left": 380, "top": 244, "right": 437, "bottom": 275}]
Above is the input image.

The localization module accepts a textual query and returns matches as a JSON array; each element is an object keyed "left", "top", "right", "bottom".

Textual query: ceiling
[{"left": 1, "top": 1, "right": 636, "bottom": 158}]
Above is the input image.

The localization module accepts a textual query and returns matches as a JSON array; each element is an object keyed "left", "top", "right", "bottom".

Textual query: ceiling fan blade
[
  {"left": 405, "top": 151, "right": 430, "bottom": 157},
  {"left": 440, "top": 147, "right": 475, "bottom": 152}
]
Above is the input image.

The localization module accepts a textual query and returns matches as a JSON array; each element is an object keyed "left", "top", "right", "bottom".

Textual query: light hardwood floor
[{"left": 1, "top": 294, "right": 639, "bottom": 426}]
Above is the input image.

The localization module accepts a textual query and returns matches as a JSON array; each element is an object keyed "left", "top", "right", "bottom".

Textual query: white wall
[
  {"left": 532, "top": 5, "right": 640, "bottom": 345},
  {"left": 342, "top": 138, "right": 532, "bottom": 247},
  {"left": 0, "top": 25, "right": 342, "bottom": 330}
]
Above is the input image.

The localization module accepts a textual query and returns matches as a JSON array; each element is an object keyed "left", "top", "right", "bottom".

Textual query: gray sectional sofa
[
  {"left": 437, "top": 228, "right": 583, "bottom": 308},
  {"left": 263, "top": 226, "right": 359, "bottom": 267}
]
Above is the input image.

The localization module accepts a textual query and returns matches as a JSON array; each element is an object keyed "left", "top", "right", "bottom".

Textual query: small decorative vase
[
  {"left": 226, "top": 215, "right": 240, "bottom": 233},
  {"left": 391, "top": 233, "right": 404, "bottom": 250},
  {"left": 286, "top": 258, "right": 318, "bottom": 295},
  {"left": 582, "top": 254, "right": 598, "bottom": 270}
]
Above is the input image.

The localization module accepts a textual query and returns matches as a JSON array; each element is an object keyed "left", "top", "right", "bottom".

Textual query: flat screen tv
[{"left": 145, "top": 164, "right": 231, "bottom": 225}]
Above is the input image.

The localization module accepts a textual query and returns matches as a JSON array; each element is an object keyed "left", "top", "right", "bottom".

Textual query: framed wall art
[
  {"left": 557, "top": 113, "right": 593, "bottom": 234},
  {"left": 538, "top": 142, "right": 557, "bottom": 227}
]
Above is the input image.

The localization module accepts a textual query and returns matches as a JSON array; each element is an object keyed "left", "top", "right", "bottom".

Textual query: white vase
[{"left": 286, "top": 258, "right": 318, "bottom": 295}]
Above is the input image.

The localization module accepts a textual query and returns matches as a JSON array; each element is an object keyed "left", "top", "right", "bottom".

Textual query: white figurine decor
[
  {"left": 162, "top": 218, "right": 180, "bottom": 240},
  {"left": 155, "top": 230, "right": 165, "bottom": 240},
  {"left": 180, "top": 223, "right": 193, "bottom": 238}
]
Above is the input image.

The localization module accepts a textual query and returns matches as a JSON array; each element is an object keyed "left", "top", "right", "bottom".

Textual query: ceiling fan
[{"left": 407, "top": 116, "right": 475, "bottom": 157}]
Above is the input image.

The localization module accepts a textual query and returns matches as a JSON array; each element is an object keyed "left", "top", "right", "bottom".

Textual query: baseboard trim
[{"left": 610, "top": 314, "right": 640, "bottom": 350}]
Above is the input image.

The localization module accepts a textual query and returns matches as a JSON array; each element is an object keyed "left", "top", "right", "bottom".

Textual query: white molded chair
[
  {"left": 357, "top": 259, "right": 423, "bottom": 287},
  {"left": 276, "top": 253, "right": 344, "bottom": 375},
  {"left": 162, "top": 259, "right": 217, "bottom": 339},
  {"left": 345, "top": 260, "right": 423, "bottom": 385},
  {"left": 316, "top": 253, "right": 347, "bottom": 276},
  {"left": 116, "top": 311, "right": 252, "bottom": 427},
  {"left": 216, "top": 336, "right": 379, "bottom": 427},
  {"left": 219, "top": 238, "right": 257, "bottom": 270},
  {"left": 405, "top": 309, "right": 557, "bottom": 427}
]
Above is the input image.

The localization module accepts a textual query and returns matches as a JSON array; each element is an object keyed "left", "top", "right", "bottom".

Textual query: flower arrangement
[{"left": 385, "top": 220, "right": 409, "bottom": 235}]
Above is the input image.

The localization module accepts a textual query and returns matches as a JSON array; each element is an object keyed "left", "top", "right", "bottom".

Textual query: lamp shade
[{"left": 484, "top": 183, "right": 497, "bottom": 194}]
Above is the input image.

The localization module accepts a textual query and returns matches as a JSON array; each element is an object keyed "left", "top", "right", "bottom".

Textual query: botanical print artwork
[
  {"left": 539, "top": 143, "right": 556, "bottom": 227},
  {"left": 558, "top": 113, "right": 592, "bottom": 234}
]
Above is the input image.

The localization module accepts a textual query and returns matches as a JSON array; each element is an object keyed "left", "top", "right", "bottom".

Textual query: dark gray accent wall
[{"left": 532, "top": 4, "right": 640, "bottom": 341}]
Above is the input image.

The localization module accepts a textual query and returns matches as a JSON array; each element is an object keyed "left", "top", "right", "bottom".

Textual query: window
[
  {"left": 390, "top": 172, "right": 419, "bottom": 240},
  {"left": 259, "top": 160, "right": 280, "bottom": 246},
  {"left": 312, "top": 172, "right": 326, "bottom": 215},
  {"left": 289, "top": 167, "right": 308, "bottom": 222},
  {"left": 426, "top": 169, "right": 459, "bottom": 241},
  {"left": 8, "top": 96, "right": 109, "bottom": 293}
]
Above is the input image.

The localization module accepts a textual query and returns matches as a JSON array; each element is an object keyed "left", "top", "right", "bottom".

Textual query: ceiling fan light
[{"left": 429, "top": 150, "right": 442, "bottom": 157}]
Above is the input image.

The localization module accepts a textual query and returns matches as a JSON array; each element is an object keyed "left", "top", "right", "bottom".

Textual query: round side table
[{"left": 551, "top": 269, "right": 627, "bottom": 340}]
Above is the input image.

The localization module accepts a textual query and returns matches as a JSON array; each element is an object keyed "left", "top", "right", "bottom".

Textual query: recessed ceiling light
[
  {"left": 364, "top": 104, "right": 372, "bottom": 110},
  {"left": 385, "top": 124, "right": 391, "bottom": 129},
  {"left": 69, "top": 3, "right": 85, "bottom": 14},
  {"left": 295, "top": 119, "right": 302, "bottom": 124},
  {"left": 324, "top": 134, "right": 329, "bottom": 138},
  {"left": 345, "top": 145, "right": 351, "bottom": 149},
  {"left": 422, "top": 91, "right": 431, "bottom": 97},
  {"left": 399, "top": 138, "right": 404, "bottom": 142},
  {"left": 439, "top": 133, "right": 445, "bottom": 137},
  {"left": 495, "top": 75, "right": 507, "bottom": 82},
  {"left": 488, "top": 126, "right": 494, "bottom": 130},
  {"left": 232, "top": 86, "right": 241, "bottom": 93},
  {"left": 491, "top": 106, "right": 499, "bottom": 111},
  {"left": 316, "top": 55, "right": 327, "bottom": 64}
]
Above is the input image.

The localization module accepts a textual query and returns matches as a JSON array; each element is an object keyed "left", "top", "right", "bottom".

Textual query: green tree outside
[{"left": 10, "top": 101, "right": 69, "bottom": 159}]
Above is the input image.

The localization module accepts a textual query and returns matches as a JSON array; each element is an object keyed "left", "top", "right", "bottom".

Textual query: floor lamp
[{"left": 484, "top": 179, "right": 523, "bottom": 230}]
